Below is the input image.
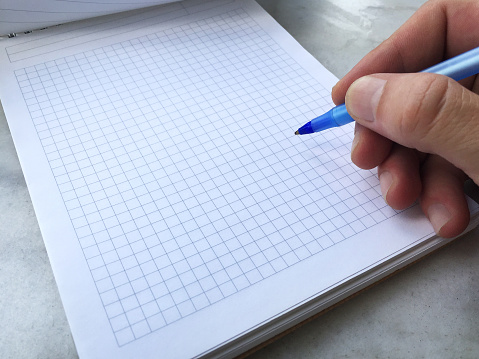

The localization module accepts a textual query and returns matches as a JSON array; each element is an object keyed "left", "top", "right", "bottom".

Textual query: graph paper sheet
[{"left": 1, "top": 1, "right": 478, "bottom": 358}]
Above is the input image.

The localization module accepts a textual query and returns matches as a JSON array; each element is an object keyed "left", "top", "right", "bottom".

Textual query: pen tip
[{"left": 294, "top": 130, "right": 299, "bottom": 135}]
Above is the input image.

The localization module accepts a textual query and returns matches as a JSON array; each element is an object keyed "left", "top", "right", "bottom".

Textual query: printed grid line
[{"left": 14, "top": 8, "right": 400, "bottom": 345}]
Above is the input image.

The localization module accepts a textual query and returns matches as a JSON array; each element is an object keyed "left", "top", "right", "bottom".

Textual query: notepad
[{"left": 1, "top": 1, "right": 478, "bottom": 358}]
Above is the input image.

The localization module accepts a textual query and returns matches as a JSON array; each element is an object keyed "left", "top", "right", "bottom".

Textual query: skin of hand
[{"left": 331, "top": 0, "right": 479, "bottom": 238}]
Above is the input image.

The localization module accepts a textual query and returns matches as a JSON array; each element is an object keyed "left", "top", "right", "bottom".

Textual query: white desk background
[{"left": 2, "top": 0, "right": 479, "bottom": 358}]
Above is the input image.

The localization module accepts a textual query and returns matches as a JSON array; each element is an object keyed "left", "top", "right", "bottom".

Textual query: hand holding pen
[{"left": 299, "top": 0, "right": 479, "bottom": 238}]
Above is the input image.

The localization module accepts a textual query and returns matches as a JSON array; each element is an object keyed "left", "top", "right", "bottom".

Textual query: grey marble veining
[
  {"left": 1, "top": 1, "right": 479, "bottom": 358},
  {"left": 256, "top": 0, "right": 424, "bottom": 79}
]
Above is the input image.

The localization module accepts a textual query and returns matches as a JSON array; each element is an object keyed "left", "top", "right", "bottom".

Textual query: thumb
[{"left": 345, "top": 73, "right": 479, "bottom": 184}]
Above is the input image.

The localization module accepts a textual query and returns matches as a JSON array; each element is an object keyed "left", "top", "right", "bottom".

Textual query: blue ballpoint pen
[{"left": 295, "top": 46, "right": 479, "bottom": 135}]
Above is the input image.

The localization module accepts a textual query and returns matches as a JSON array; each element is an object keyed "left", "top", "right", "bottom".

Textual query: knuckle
[{"left": 396, "top": 74, "right": 452, "bottom": 138}]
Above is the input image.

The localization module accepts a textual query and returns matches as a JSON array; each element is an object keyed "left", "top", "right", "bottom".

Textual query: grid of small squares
[{"left": 14, "top": 9, "right": 399, "bottom": 345}]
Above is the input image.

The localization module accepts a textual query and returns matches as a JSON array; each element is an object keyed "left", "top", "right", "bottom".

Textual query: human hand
[{"left": 331, "top": 0, "right": 479, "bottom": 238}]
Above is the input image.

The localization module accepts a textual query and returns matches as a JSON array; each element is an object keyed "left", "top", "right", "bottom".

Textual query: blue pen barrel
[
  {"left": 331, "top": 104, "right": 354, "bottom": 126},
  {"left": 308, "top": 104, "right": 354, "bottom": 133},
  {"left": 422, "top": 46, "right": 479, "bottom": 81},
  {"left": 297, "top": 46, "right": 479, "bottom": 135}
]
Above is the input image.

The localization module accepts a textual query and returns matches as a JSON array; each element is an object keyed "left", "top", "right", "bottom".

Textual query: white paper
[
  {"left": 0, "top": 0, "right": 180, "bottom": 35},
  {"left": 1, "top": 1, "right": 478, "bottom": 358}
]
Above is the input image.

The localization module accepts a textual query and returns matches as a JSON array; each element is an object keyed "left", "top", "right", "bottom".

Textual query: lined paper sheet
[
  {"left": 1, "top": 1, "right": 478, "bottom": 358},
  {"left": 0, "top": 0, "right": 178, "bottom": 35}
]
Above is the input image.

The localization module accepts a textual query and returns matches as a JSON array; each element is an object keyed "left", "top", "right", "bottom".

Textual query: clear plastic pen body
[{"left": 295, "top": 46, "right": 479, "bottom": 135}]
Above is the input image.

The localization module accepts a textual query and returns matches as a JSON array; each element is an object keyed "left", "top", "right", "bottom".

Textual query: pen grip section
[{"left": 332, "top": 104, "right": 354, "bottom": 126}]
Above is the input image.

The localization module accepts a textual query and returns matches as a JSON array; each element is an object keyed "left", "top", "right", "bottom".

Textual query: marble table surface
[{"left": 1, "top": 0, "right": 479, "bottom": 358}]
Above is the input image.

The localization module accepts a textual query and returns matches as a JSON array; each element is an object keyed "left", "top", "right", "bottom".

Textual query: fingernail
[
  {"left": 351, "top": 126, "right": 361, "bottom": 154},
  {"left": 346, "top": 76, "right": 386, "bottom": 122},
  {"left": 427, "top": 203, "right": 452, "bottom": 235},
  {"left": 379, "top": 171, "right": 393, "bottom": 205}
]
